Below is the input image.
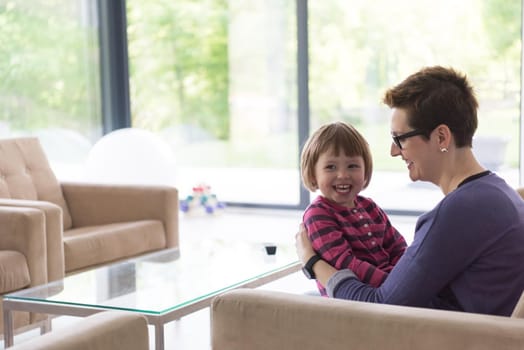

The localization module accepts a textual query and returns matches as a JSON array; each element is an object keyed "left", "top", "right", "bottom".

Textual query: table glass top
[{"left": 5, "top": 238, "right": 299, "bottom": 315}]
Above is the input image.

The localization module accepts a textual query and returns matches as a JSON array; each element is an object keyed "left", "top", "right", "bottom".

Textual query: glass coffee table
[{"left": 3, "top": 238, "right": 300, "bottom": 350}]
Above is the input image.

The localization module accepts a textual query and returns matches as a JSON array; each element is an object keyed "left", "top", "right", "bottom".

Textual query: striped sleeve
[{"left": 303, "top": 203, "right": 389, "bottom": 288}]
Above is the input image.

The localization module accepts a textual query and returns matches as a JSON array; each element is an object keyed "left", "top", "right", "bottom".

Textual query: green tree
[
  {"left": 0, "top": 1, "right": 99, "bottom": 133},
  {"left": 482, "top": 0, "right": 521, "bottom": 55},
  {"left": 127, "top": 0, "right": 229, "bottom": 139}
]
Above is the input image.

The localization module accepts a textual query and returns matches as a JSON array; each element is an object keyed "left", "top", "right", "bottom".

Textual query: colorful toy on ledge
[{"left": 180, "top": 183, "right": 226, "bottom": 215}]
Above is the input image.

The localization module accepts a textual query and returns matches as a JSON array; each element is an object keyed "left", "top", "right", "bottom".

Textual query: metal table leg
[
  {"left": 155, "top": 323, "right": 164, "bottom": 350},
  {"left": 3, "top": 306, "right": 14, "bottom": 348}
]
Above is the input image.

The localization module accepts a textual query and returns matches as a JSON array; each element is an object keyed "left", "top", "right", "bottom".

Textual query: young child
[{"left": 300, "top": 121, "right": 407, "bottom": 296}]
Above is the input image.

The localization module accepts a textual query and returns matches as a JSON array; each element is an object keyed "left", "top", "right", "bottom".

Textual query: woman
[{"left": 296, "top": 66, "right": 524, "bottom": 316}]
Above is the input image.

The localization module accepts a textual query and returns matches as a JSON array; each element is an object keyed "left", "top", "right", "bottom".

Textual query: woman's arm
[{"left": 297, "top": 210, "right": 452, "bottom": 306}]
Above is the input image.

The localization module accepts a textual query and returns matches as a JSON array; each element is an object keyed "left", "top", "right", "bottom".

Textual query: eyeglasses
[{"left": 391, "top": 129, "right": 427, "bottom": 150}]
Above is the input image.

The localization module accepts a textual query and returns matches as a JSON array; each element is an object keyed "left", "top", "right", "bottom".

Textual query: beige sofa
[
  {"left": 0, "top": 136, "right": 178, "bottom": 336},
  {"left": 211, "top": 289, "right": 524, "bottom": 350},
  {"left": 10, "top": 311, "right": 149, "bottom": 350}
]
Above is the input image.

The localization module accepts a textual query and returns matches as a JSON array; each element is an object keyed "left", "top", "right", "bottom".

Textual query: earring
[{"left": 440, "top": 147, "right": 448, "bottom": 153}]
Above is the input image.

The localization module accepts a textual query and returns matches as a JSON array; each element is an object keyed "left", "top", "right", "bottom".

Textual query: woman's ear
[{"left": 435, "top": 124, "right": 452, "bottom": 149}]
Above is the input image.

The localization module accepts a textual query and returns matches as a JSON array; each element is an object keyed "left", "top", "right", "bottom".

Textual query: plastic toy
[{"left": 180, "top": 183, "right": 226, "bottom": 215}]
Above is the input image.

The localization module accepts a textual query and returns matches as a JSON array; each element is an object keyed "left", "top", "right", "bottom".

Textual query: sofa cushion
[
  {"left": 63, "top": 220, "right": 166, "bottom": 272},
  {"left": 0, "top": 137, "right": 72, "bottom": 229},
  {"left": 0, "top": 251, "right": 30, "bottom": 293}
]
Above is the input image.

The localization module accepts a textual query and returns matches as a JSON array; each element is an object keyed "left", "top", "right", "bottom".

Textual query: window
[
  {"left": 0, "top": 0, "right": 102, "bottom": 177},
  {"left": 127, "top": 0, "right": 299, "bottom": 206},
  {"left": 309, "top": 0, "right": 521, "bottom": 212},
  {"left": 1, "top": 0, "right": 521, "bottom": 213}
]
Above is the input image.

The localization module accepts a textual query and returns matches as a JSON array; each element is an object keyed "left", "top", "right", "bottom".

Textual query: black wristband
[{"left": 302, "top": 254, "right": 322, "bottom": 280}]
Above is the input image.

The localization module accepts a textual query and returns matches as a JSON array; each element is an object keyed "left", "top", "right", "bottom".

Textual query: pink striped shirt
[{"left": 303, "top": 195, "right": 407, "bottom": 296}]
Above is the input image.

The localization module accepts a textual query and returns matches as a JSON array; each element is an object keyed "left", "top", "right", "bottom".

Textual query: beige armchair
[
  {"left": 211, "top": 289, "right": 524, "bottom": 350},
  {"left": 0, "top": 136, "right": 179, "bottom": 272},
  {"left": 0, "top": 136, "right": 178, "bottom": 335},
  {"left": 10, "top": 311, "right": 149, "bottom": 350}
]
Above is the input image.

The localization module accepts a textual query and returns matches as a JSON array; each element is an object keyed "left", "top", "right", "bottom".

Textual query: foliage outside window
[
  {"left": 0, "top": 0, "right": 101, "bottom": 141},
  {"left": 0, "top": 0, "right": 521, "bottom": 209},
  {"left": 308, "top": 0, "right": 521, "bottom": 171},
  {"left": 127, "top": 0, "right": 229, "bottom": 139}
]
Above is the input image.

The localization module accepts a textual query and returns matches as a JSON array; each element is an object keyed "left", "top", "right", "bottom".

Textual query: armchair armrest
[
  {"left": 211, "top": 289, "right": 524, "bottom": 350},
  {"left": 61, "top": 182, "right": 179, "bottom": 248},
  {"left": 10, "top": 311, "right": 149, "bottom": 350},
  {"left": 0, "top": 206, "right": 47, "bottom": 288},
  {"left": 0, "top": 199, "right": 64, "bottom": 282}
]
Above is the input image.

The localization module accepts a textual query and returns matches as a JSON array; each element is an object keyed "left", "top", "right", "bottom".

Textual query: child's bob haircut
[{"left": 300, "top": 121, "right": 373, "bottom": 192}]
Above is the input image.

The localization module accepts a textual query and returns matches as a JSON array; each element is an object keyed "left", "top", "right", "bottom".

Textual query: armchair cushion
[
  {"left": 64, "top": 220, "right": 166, "bottom": 271},
  {"left": 61, "top": 182, "right": 178, "bottom": 248},
  {"left": 0, "top": 137, "right": 72, "bottom": 229},
  {"left": 61, "top": 182, "right": 178, "bottom": 273}
]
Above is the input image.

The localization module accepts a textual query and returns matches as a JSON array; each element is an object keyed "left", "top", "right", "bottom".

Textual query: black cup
[{"left": 264, "top": 245, "right": 277, "bottom": 255}]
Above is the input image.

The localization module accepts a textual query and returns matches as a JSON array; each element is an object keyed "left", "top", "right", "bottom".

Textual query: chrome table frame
[{"left": 3, "top": 247, "right": 300, "bottom": 350}]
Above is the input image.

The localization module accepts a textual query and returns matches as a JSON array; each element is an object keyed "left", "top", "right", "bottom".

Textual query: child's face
[{"left": 313, "top": 150, "right": 366, "bottom": 208}]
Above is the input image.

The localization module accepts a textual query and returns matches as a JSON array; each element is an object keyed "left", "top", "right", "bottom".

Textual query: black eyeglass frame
[{"left": 391, "top": 129, "right": 428, "bottom": 150}]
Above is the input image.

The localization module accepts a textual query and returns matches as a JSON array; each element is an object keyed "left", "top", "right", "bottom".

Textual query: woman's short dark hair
[
  {"left": 382, "top": 66, "right": 479, "bottom": 147},
  {"left": 300, "top": 121, "right": 373, "bottom": 192}
]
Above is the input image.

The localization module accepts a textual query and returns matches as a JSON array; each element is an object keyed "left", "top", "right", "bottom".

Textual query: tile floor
[{"left": 1, "top": 209, "right": 417, "bottom": 349}]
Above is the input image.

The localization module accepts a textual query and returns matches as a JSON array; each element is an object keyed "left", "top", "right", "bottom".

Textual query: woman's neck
[{"left": 439, "top": 148, "right": 486, "bottom": 195}]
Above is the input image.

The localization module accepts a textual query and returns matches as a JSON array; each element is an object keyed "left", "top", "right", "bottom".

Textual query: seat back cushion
[
  {"left": 511, "top": 291, "right": 524, "bottom": 318},
  {"left": 517, "top": 187, "right": 524, "bottom": 200},
  {"left": 0, "top": 137, "right": 72, "bottom": 229}
]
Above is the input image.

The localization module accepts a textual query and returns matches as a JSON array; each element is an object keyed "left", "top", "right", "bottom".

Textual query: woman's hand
[{"left": 295, "top": 223, "right": 316, "bottom": 265}]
